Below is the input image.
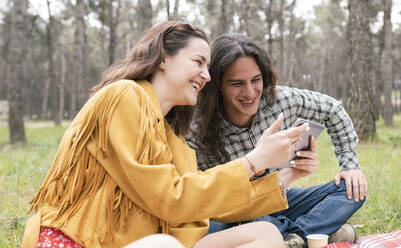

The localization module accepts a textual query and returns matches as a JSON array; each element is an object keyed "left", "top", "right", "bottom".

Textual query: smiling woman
[
  {"left": 20, "top": 20, "right": 311, "bottom": 248},
  {"left": 151, "top": 37, "right": 211, "bottom": 113}
]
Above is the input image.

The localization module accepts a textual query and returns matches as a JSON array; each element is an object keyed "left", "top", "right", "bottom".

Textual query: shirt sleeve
[
  {"left": 87, "top": 86, "right": 288, "bottom": 225},
  {"left": 287, "top": 87, "right": 360, "bottom": 171}
]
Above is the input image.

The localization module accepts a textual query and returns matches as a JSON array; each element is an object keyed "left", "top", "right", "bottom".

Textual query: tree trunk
[
  {"left": 347, "top": 0, "right": 376, "bottom": 140},
  {"left": 343, "top": 21, "right": 351, "bottom": 109},
  {"left": 41, "top": 78, "right": 50, "bottom": 119},
  {"left": 382, "top": 0, "right": 393, "bottom": 126},
  {"left": 398, "top": 89, "right": 401, "bottom": 112},
  {"left": 278, "top": 0, "right": 285, "bottom": 74},
  {"left": 108, "top": 0, "right": 122, "bottom": 65},
  {"left": 108, "top": 0, "right": 116, "bottom": 65},
  {"left": 7, "top": 0, "right": 27, "bottom": 143},
  {"left": 316, "top": 46, "right": 327, "bottom": 93},
  {"left": 72, "top": 0, "right": 88, "bottom": 116},
  {"left": 327, "top": 50, "right": 337, "bottom": 98},
  {"left": 216, "top": 0, "right": 229, "bottom": 37},
  {"left": 46, "top": 0, "right": 60, "bottom": 125},
  {"left": 58, "top": 49, "right": 66, "bottom": 124},
  {"left": 286, "top": 0, "right": 296, "bottom": 85},
  {"left": 375, "top": 30, "right": 383, "bottom": 120},
  {"left": 99, "top": 2, "right": 107, "bottom": 71},
  {"left": 137, "top": 0, "right": 152, "bottom": 34},
  {"left": 173, "top": 0, "right": 179, "bottom": 20},
  {"left": 239, "top": 0, "right": 251, "bottom": 36},
  {"left": 265, "top": 0, "right": 274, "bottom": 57},
  {"left": 166, "top": 0, "right": 171, "bottom": 20}
]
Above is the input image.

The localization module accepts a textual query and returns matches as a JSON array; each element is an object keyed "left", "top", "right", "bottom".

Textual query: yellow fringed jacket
[{"left": 22, "top": 80, "right": 288, "bottom": 248}]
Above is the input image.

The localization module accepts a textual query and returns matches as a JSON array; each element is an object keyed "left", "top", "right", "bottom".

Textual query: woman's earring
[{"left": 159, "top": 61, "right": 165, "bottom": 70}]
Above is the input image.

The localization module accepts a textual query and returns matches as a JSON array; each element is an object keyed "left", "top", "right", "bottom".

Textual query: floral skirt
[{"left": 37, "top": 227, "right": 84, "bottom": 248}]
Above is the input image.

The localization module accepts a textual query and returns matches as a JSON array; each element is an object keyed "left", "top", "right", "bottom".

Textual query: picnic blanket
[{"left": 323, "top": 230, "right": 401, "bottom": 248}]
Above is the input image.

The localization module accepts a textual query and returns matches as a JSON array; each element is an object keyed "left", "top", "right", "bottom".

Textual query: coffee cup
[{"left": 306, "top": 234, "right": 329, "bottom": 248}]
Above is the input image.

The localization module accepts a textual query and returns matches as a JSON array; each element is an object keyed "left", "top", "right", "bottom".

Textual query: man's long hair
[{"left": 194, "top": 33, "right": 278, "bottom": 163}]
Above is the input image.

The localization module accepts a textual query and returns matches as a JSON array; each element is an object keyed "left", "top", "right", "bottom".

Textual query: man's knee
[
  {"left": 336, "top": 179, "right": 347, "bottom": 191},
  {"left": 355, "top": 195, "right": 366, "bottom": 208},
  {"left": 335, "top": 180, "right": 366, "bottom": 209}
]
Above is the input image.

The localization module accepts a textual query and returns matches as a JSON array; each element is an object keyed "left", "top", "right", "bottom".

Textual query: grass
[
  {"left": 1, "top": 116, "right": 401, "bottom": 247},
  {"left": 0, "top": 125, "right": 66, "bottom": 247}
]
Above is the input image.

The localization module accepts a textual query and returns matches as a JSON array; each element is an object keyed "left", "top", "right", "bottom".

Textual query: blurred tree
[
  {"left": 238, "top": 0, "right": 251, "bottom": 36},
  {"left": 89, "top": 0, "right": 108, "bottom": 69},
  {"left": 137, "top": 0, "right": 152, "bottom": 34},
  {"left": 166, "top": 0, "right": 180, "bottom": 20},
  {"left": 23, "top": 12, "right": 48, "bottom": 120},
  {"left": 0, "top": 10, "right": 11, "bottom": 101},
  {"left": 1, "top": 0, "right": 400, "bottom": 127},
  {"left": 277, "top": 0, "right": 284, "bottom": 73},
  {"left": 216, "top": 0, "right": 230, "bottom": 37},
  {"left": 107, "top": 0, "right": 122, "bottom": 65},
  {"left": 42, "top": 0, "right": 61, "bottom": 125},
  {"left": 308, "top": 1, "right": 347, "bottom": 99},
  {"left": 58, "top": 48, "right": 67, "bottom": 124},
  {"left": 203, "top": 0, "right": 233, "bottom": 40},
  {"left": 347, "top": 0, "right": 376, "bottom": 140},
  {"left": 394, "top": 25, "right": 401, "bottom": 113},
  {"left": 6, "top": 0, "right": 27, "bottom": 143},
  {"left": 367, "top": 0, "right": 385, "bottom": 120},
  {"left": 285, "top": 0, "right": 296, "bottom": 85},
  {"left": 71, "top": 0, "right": 89, "bottom": 116},
  {"left": 264, "top": 0, "right": 274, "bottom": 56},
  {"left": 382, "top": 0, "right": 393, "bottom": 126}
]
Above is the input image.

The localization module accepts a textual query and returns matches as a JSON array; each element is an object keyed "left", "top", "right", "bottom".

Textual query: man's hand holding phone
[
  {"left": 278, "top": 135, "right": 319, "bottom": 187},
  {"left": 274, "top": 118, "right": 324, "bottom": 168}
]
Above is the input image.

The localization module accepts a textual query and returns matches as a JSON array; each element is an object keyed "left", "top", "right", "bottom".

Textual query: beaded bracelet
[
  {"left": 244, "top": 155, "right": 257, "bottom": 174},
  {"left": 278, "top": 178, "right": 288, "bottom": 198}
]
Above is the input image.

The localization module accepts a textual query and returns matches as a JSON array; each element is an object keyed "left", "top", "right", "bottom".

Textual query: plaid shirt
[{"left": 186, "top": 86, "right": 360, "bottom": 172}]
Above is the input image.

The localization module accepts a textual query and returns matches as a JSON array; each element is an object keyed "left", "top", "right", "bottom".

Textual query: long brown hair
[
  {"left": 91, "top": 21, "right": 209, "bottom": 136},
  {"left": 193, "top": 33, "right": 278, "bottom": 163}
]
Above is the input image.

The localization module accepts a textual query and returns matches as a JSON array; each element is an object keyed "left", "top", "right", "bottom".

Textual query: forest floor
[{"left": 0, "top": 115, "right": 400, "bottom": 247}]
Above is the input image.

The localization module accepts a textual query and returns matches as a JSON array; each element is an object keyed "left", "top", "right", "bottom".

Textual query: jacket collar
[{"left": 137, "top": 80, "right": 163, "bottom": 120}]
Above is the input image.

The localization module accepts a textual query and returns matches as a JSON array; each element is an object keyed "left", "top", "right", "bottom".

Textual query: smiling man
[
  {"left": 186, "top": 33, "right": 367, "bottom": 248},
  {"left": 220, "top": 56, "right": 263, "bottom": 127}
]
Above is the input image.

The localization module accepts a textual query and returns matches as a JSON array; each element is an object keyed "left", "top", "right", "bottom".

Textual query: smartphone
[{"left": 274, "top": 118, "right": 325, "bottom": 168}]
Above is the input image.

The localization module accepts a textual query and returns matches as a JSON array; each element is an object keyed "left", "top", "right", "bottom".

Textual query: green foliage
[
  {"left": 1, "top": 116, "right": 401, "bottom": 246},
  {"left": 387, "top": 134, "right": 401, "bottom": 147}
]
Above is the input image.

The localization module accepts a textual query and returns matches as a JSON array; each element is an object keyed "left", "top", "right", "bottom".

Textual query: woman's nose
[{"left": 201, "top": 68, "right": 211, "bottom": 82}]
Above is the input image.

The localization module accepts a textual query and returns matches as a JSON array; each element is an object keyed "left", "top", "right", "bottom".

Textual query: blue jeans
[{"left": 207, "top": 180, "right": 365, "bottom": 240}]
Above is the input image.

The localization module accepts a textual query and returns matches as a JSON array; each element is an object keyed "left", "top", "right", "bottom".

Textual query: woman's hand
[
  {"left": 243, "top": 114, "right": 309, "bottom": 177},
  {"left": 278, "top": 136, "right": 319, "bottom": 187}
]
